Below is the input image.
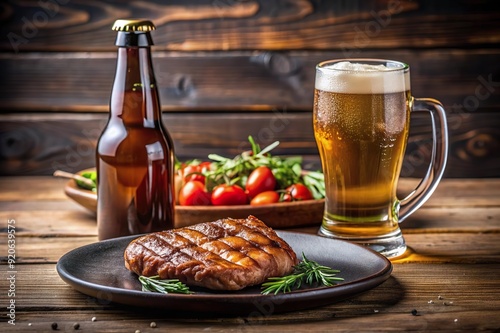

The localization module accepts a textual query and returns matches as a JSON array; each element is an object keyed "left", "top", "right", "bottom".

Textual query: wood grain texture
[
  {"left": 1, "top": 1, "right": 499, "bottom": 330},
  {"left": 1, "top": 176, "right": 498, "bottom": 238},
  {"left": 0, "top": 264, "right": 498, "bottom": 330},
  {"left": 3, "top": 309, "right": 500, "bottom": 332},
  {"left": 0, "top": 176, "right": 499, "bottom": 331},
  {"left": 1, "top": 111, "right": 499, "bottom": 177},
  {"left": 0, "top": 0, "right": 499, "bottom": 52},
  {"left": 3, "top": 232, "right": 498, "bottom": 264},
  {"left": 1, "top": 0, "right": 499, "bottom": 178},
  {"left": 1, "top": 176, "right": 498, "bottom": 205},
  {"left": 1, "top": 2, "right": 499, "bottom": 178},
  {"left": 1, "top": 49, "right": 499, "bottom": 111}
]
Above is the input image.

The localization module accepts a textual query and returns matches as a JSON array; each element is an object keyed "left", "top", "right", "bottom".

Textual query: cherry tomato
[
  {"left": 250, "top": 191, "right": 280, "bottom": 206},
  {"left": 178, "top": 181, "right": 211, "bottom": 206},
  {"left": 245, "top": 166, "right": 276, "bottom": 199},
  {"left": 198, "top": 161, "right": 212, "bottom": 172},
  {"left": 211, "top": 184, "right": 248, "bottom": 206},
  {"left": 282, "top": 183, "right": 313, "bottom": 201},
  {"left": 181, "top": 165, "right": 206, "bottom": 184}
]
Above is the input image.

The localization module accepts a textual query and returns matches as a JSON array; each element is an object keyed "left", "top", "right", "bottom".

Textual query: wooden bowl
[{"left": 63, "top": 169, "right": 324, "bottom": 229}]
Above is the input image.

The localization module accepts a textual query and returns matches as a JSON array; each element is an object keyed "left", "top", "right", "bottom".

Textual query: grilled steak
[{"left": 124, "top": 215, "right": 298, "bottom": 290}]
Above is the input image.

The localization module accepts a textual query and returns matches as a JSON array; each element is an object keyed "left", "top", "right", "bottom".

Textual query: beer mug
[{"left": 313, "top": 59, "right": 448, "bottom": 258}]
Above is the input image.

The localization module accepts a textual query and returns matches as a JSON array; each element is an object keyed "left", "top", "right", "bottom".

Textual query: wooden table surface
[{"left": 1, "top": 176, "right": 499, "bottom": 332}]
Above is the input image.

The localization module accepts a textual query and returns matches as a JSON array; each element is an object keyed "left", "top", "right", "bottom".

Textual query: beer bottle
[{"left": 96, "top": 19, "right": 175, "bottom": 240}]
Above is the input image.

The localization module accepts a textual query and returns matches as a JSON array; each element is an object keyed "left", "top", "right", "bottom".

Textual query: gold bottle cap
[{"left": 112, "top": 19, "right": 156, "bottom": 32}]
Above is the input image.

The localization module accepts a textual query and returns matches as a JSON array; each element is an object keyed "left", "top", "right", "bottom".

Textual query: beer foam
[{"left": 316, "top": 61, "right": 410, "bottom": 94}]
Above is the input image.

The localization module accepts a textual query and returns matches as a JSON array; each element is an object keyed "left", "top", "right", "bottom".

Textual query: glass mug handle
[{"left": 398, "top": 98, "right": 449, "bottom": 222}]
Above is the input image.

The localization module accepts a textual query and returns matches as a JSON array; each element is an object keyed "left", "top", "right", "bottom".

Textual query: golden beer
[
  {"left": 313, "top": 59, "right": 449, "bottom": 258},
  {"left": 313, "top": 60, "right": 411, "bottom": 241}
]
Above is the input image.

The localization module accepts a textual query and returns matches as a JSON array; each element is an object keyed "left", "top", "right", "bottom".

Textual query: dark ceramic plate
[{"left": 56, "top": 232, "right": 392, "bottom": 315}]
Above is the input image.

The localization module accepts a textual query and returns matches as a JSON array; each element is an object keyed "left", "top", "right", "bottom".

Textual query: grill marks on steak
[{"left": 124, "top": 216, "right": 298, "bottom": 290}]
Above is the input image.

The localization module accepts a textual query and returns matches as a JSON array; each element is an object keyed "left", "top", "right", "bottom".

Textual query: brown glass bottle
[{"left": 96, "top": 19, "right": 175, "bottom": 240}]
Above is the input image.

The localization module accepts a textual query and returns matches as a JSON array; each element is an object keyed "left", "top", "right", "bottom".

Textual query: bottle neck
[
  {"left": 111, "top": 45, "right": 161, "bottom": 125},
  {"left": 115, "top": 31, "right": 154, "bottom": 47}
]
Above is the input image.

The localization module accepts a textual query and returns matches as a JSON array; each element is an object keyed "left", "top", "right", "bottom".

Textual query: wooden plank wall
[{"left": 0, "top": 0, "right": 499, "bottom": 177}]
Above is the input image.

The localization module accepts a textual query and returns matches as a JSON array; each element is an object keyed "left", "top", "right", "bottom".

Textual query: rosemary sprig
[
  {"left": 139, "top": 275, "right": 192, "bottom": 294},
  {"left": 261, "top": 254, "right": 343, "bottom": 295},
  {"left": 138, "top": 255, "right": 341, "bottom": 296}
]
